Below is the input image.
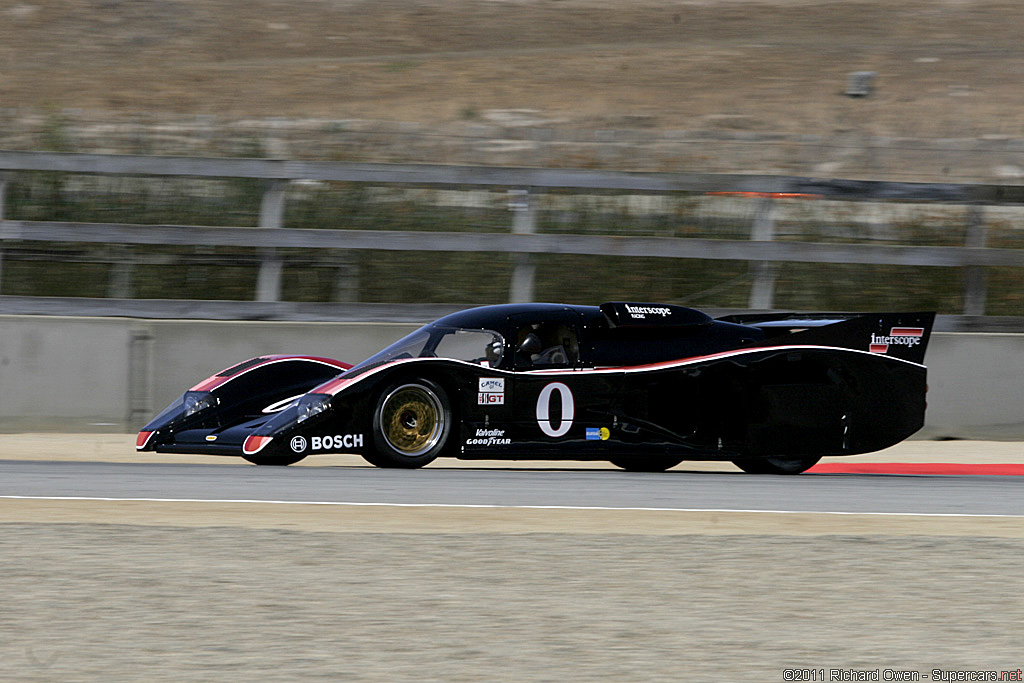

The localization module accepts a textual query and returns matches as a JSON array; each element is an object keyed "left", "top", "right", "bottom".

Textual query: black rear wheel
[
  {"left": 609, "top": 455, "right": 684, "bottom": 472},
  {"left": 367, "top": 380, "right": 451, "bottom": 468},
  {"left": 731, "top": 456, "right": 821, "bottom": 475}
]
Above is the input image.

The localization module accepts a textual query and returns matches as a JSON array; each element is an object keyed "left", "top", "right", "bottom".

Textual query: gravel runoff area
[
  {"left": 1, "top": 523, "right": 1023, "bottom": 682},
  {"left": 2, "top": 435, "right": 1023, "bottom": 681}
]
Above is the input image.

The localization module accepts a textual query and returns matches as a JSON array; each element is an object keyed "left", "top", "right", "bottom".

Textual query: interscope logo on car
[
  {"left": 869, "top": 327, "right": 924, "bottom": 354},
  {"left": 625, "top": 304, "right": 672, "bottom": 320},
  {"left": 291, "top": 434, "right": 364, "bottom": 452}
]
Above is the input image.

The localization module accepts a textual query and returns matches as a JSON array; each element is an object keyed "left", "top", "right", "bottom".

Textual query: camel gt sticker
[
  {"left": 870, "top": 327, "right": 924, "bottom": 354},
  {"left": 478, "top": 377, "right": 505, "bottom": 405}
]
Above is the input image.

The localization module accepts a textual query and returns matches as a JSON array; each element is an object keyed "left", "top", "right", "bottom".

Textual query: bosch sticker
[{"left": 311, "top": 434, "right": 364, "bottom": 451}]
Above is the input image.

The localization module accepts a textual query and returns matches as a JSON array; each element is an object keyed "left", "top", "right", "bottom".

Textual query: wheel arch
[
  {"left": 367, "top": 373, "right": 457, "bottom": 468},
  {"left": 372, "top": 364, "right": 465, "bottom": 454}
]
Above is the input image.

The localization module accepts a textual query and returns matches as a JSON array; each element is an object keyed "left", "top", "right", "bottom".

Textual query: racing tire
[
  {"left": 368, "top": 380, "right": 452, "bottom": 468},
  {"left": 242, "top": 452, "right": 307, "bottom": 466},
  {"left": 609, "top": 455, "right": 684, "bottom": 472},
  {"left": 731, "top": 455, "right": 821, "bottom": 475}
]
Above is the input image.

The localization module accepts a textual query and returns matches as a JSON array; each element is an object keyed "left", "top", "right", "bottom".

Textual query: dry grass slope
[{"left": 4, "top": 1, "right": 1024, "bottom": 139}]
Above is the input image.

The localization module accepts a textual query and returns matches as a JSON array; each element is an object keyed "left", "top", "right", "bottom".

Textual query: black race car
[{"left": 137, "top": 302, "right": 934, "bottom": 474}]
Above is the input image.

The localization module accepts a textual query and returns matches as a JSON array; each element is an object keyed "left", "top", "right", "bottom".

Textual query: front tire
[
  {"left": 368, "top": 380, "right": 451, "bottom": 468},
  {"left": 731, "top": 456, "right": 821, "bottom": 475},
  {"left": 243, "top": 452, "right": 307, "bottom": 466},
  {"left": 609, "top": 455, "right": 683, "bottom": 472}
]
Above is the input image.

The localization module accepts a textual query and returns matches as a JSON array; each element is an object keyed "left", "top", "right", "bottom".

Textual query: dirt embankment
[{"left": 4, "top": 0, "right": 1024, "bottom": 140}]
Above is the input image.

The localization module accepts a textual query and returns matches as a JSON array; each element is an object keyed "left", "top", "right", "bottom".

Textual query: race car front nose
[
  {"left": 243, "top": 435, "right": 274, "bottom": 455},
  {"left": 136, "top": 431, "right": 155, "bottom": 450},
  {"left": 296, "top": 393, "right": 332, "bottom": 423}
]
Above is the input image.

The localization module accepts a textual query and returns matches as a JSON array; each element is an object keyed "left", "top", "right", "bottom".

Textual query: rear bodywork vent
[{"left": 217, "top": 357, "right": 269, "bottom": 377}]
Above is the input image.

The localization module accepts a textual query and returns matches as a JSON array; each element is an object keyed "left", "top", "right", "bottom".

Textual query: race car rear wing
[{"left": 718, "top": 312, "right": 936, "bottom": 365}]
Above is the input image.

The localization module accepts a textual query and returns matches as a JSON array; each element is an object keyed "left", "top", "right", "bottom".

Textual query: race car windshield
[{"left": 347, "top": 325, "right": 505, "bottom": 374}]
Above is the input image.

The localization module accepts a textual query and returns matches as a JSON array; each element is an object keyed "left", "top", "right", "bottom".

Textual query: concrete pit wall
[
  {"left": 0, "top": 316, "right": 419, "bottom": 433},
  {"left": 0, "top": 315, "right": 1020, "bottom": 440}
]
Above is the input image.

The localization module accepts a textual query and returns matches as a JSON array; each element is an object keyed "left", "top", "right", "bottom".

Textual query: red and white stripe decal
[
  {"left": 136, "top": 431, "right": 154, "bottom": 450},
  {"left": 310, "top": 344, "right": 926, "bottom": 400},
  {"left": 524, "top": 343, "right": 926, "bottom": 375},
  {"left": 315, "top": 357, "right": 420, "bottom": 396},
  {"left": 190, "top": 356, "right": 351, "bottom": 392},
  {"left": 890, "top": 327, "right": 924, "bottom": 337}
]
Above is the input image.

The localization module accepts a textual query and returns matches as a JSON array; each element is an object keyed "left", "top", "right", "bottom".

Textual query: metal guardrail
[
  {"left": 3, "top": 221, "right": 1023, "bottom": 267},
  {"left": 6, "top": 150, "right": 1024, "bottom": 200},
  {"left": 0, "top": 150, "right": 1022, "bottom": 320},
  {"left": 0, "top": 296, "right": 1018, "bottom": 333}
]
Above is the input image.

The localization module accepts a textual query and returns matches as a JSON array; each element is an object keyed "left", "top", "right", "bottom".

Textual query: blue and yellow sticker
[{"left": 586, "top": 427, "right": 611, "bottom": 441}]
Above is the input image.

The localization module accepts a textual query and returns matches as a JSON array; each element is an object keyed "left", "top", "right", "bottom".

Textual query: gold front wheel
[{"left": 369, "top": 381, "right": 451, "bottom": 468}]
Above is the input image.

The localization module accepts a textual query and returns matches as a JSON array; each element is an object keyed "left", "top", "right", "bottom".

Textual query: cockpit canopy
[
  {"left": 347, "top": 325, "right": 506, "bottom": 375},
  {"left": 344, "top": 302, "right": 764, "bottom": 375}
]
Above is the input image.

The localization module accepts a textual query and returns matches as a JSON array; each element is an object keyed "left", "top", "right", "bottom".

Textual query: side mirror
[{"left": 518, "top": 333, "right": 542, "bottom": 355}]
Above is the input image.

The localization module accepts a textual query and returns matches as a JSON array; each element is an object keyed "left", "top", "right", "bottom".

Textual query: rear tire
[
  {"left": 368, "top": 380, "right": 451, "bottom": 468},
  {"left": 731, "top": 456, "right": 821, "bottom": 475},
  {"left": 609, "top": 455, "right": 684, "bottom": 472}
]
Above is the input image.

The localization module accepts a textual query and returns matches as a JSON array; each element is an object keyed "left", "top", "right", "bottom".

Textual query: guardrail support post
[
  {"left": 106, "top": 245, "right": 134, "bottom": 299},
  {"left": 0, "top": 173, "right": 7, "bottom": 293},
  {"left": 127, "top": 328, "right": 154, "bottom": 430},
  {"left": 256, "top": 180, "right": 287, "bottom": 302},
  {"left": 747, "top": 197, "right": 777, "bottom": 309},
  {"left": 962, "top": 204, "right": 988, "bottom": 316},
  {"left": 333, "top": 252, "right": 360, "bottom": 302},
  {"left": 509, "top": 188, "right": 536, "bottom": 303}
]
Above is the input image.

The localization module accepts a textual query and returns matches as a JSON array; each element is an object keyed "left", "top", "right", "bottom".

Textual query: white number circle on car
[{"left": 536, "top": 382, "right": 574, "bottom": 437}]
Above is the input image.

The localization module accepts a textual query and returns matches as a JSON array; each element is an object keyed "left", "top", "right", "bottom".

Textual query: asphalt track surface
[
  {"left": 4, "top": 440, "right": 1024, "bottom": 681},
  {"left": 3, "top": 458, "right": 1023, "bottom": 517}
]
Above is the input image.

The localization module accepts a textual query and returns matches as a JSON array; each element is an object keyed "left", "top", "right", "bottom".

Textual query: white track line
[{"left": 2, "top": 495, "right": 1024, "bottom": 518}]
